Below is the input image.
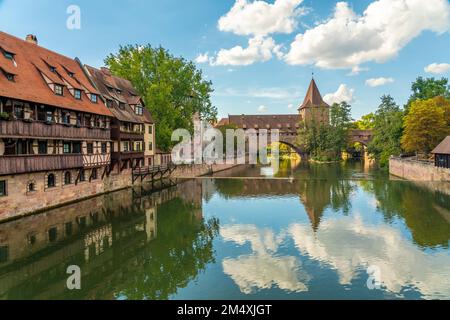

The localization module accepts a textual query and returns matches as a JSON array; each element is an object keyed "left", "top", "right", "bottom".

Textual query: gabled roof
[
  {"left": 0, "top": 31, "right": 112, "bottom": 117},
  {"left": 299, "top": 78, "right": 329, "bottom": 110},
  {"left": 85, "top": 65, "right": 153, "bottom": 124},
  {"left": 228, "top": 114, "right": 301, "bottom": 132},
  {"left": 432, "top": 136, "right": 450, "bottom": 155}
]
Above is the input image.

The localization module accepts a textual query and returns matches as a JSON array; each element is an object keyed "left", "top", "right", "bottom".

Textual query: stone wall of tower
[{"left": 300, "top": 106, "right": 330, "bottom": 126}]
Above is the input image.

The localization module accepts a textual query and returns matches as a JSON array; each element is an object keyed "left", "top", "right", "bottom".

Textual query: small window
[
  {"left": 46, "top": 111, "right": 53, "bottom": 123},
  {"left": 27, "top": 182, "right": 36, "bottom": 193},
  {"left": 0, "top": 180, "right": 7, "bottom": 197},
  {"left": 68, "top": 72, "right": 74, "bottom": 78},
  {"left": 119, "top": 102, "right": 125, "bottom": 110},
  {"left": 91, "top": 94, "right": 98, "bottom": 103},
  {"left": 106, "top": 100, "right": 114, "bottom": 108},
  {"left": 64, "top": 171, "right": 72, "bottom": 185},
  {"left": 48, "top": 227, "right": 58, "bottom": 242},
  {"left": 91, "top": 168, "right": 98, "bottom": 180},
  {"left": 28, "top": 233, "right": 37, "bottom": 245},
  {"left": 49, "top": 66, "right": 57, "bottom": 73},
  {"left": 78, "top": 216, "right": 87, "bottom": 228},
  {"left": 55, "top": 84, "right": 63, "bottom": 96},
  {"left": 87, "top": 143, "right": 94, "bottom": 154},
  {"left": 116, "top": 89, "right": 122, "bottom": 95},
  {"left": 149, "top": 125, "right": 153, "bottom": 134},
  {"left": 149, "top": 142, "right": 153, "bottom": 151},
  {"left": 5, "top": 73, "right": 14, "bottom": 81},
  {"left": 0, "top": 246, "right": 8, "bottom": 263},
  {"left": 62, "top": 112, "right": 70, "bottom": 124},
  {"left": 38, "top": 141, "right": 48, "bottom": 154},
  {"left": 47, "top": 174, "right": 56, "bottom": 188},
  {"left": 65, "top": 222, "right": 73, "bottom": 236},
  {"left": 74, "top": 89, "right": 81, "bottom": 100},
  {"left": 135, "top": 105, "right": 143, "bottom": 116},
  {"left": 101, "top": 142, "right": 107, "bottom": 154},
  {"left": 79, "top": 169, "right": 86, "bottom": 182},
  {"left": 63, "top": 142, "right": 71, "bottom": 154},
  {"left": 73, "top": 142, "right": 81, "bottom": 154},
  {"left": 3, "top": 51, "right": 14, "bottom": 60}
]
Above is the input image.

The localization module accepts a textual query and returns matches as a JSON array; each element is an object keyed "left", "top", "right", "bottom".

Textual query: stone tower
[{"left": 298, "top": 79, "right": 330, "bottom": 126}]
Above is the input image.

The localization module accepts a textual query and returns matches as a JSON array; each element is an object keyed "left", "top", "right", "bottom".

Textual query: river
[{"left": 0, "top": 160, "right": 449, "bottom": 300}]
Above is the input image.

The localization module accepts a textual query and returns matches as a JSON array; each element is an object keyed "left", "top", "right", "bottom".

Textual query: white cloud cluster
[
  {"left": 218, "top": 0, "right": 306, "bottom": 36},
  {"left": 210, "top": 36, "right": 280, "bottom": 66},
  {"left": 221, "top": 225, "right": 309, "bottom": 294},
  {"left": 365, "top": 77, "right": 394, "bottom": 87},
  {"left": 323, "top": 84, "right": 355, "bottom": 105},
  {"left": 425, "top": 63, "right": 450, "bottom": 74},
  {"left": 285, "top": 0, "right": 450, "bottom": 69},
  {"left": 195, "top": 52, "right": 210, "bottom": 64},
  {"left": 258, "top": 105, "right": 268, "bottom": 113}
]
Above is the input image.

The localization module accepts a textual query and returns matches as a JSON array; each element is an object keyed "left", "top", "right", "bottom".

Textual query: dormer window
[
  {"left": 5, "top": 73, "right": 15, "bottom": 82},
  {"left": 106, "top": 100, "right": 114, "bottom": 108},
  {"left": 119, "top": 102, "right": 125, "bottom": 109},
  {"left": 135, "top": 105, "right": 143, "bottom": 116},
  {"left": 74, "top": 89, "right": 81, "bottom": 100},
  {"left": 68, "top": 72, "right": 74, "bottom": 78},
  {"left": 55, "top": 84, "right": 63, "bottom": 96},
  {"left": 3, "top": 51, "right": 14, "bottom": 60},
  {"left": 91, "top": 94, "right": 98, "bottom": 103},
  {"left": 49, "top": 66, "right": 56, "bottom": 73},
  {"left": 116, "top": 89, "right": 122, "bottom": 95}
]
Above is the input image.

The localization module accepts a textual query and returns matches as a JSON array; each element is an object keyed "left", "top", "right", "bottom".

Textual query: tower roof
[{"left": 299, "top": 78, "right": 329, "bottom": 110}]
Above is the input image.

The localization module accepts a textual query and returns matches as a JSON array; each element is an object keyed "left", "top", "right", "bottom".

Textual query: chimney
[{"left": 25, "top": 34, "right": 38, "bottom": 45}]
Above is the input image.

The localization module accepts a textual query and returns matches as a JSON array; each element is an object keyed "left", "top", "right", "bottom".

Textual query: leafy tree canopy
[
  {"left": 401, "top": 97, "right": 450, "bottom": 155},
  {"left": 367, "top": 95, "right": 404, "bottom": 167},
  {"left": 406, "top": 77, "right": 450, "bottom": 111},
  {"left": 105, "top": 45, "right": 218, "bottom": 151}
]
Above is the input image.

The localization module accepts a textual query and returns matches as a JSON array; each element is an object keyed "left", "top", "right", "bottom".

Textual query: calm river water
[{"left": 0, "top": 160, "right": 449, "bottom": 300}]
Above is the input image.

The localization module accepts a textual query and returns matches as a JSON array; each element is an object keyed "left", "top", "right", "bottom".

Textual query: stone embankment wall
[
  {"left": 389, "top": 157, "right": 450, "bottom": 182},
  {"left": 0, "top": 163, "right": 240, "bottom": 222}
]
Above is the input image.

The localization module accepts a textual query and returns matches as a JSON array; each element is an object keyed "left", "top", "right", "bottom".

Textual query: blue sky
[{"left": 1, "top": 0, "right": 450, "bottom": 120}]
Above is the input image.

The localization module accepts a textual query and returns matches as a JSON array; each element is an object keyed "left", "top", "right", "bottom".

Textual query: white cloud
[
  {"left": 425, "top": 63, "right": 450, "bottom": 74},
  {"left": 221, "top": 225, "right": 309, "bottom": 294},
  {"left": 210, "top": 36, "right": 278, "bottom": 66},
  {"left": 289, "top": 214, "right": 450, "bottom": 299},
  {"left": 258, "top": 105, "right": 268, "bottom": 113},
  {"left": 348, "top": 66, "right": 370, "bottom": 76},
  {"left": 195, "top": 52, "right": 210, "bottom": 64},
  {"left": 218, "top": 0, "right": 306, "bottom": 36},
  {"left": 323, "top": 84, "right": 355, "bottom": 105},
  {"left": 285, "top": 0, "right": 450, "bottom": 70},
  {"left": 365, "top": 77, "right": 395, "bottom": 87},
  {"left": 215, "top": 87, "right": 302, "bottom": 100}
]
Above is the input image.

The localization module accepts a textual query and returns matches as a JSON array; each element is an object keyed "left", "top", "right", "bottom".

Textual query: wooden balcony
[
  {"left": 0, "top": 154, "right": 84, "bottom": 176},
  {"left": 0, "top": 120, "right": 110, "bottom": 141},
  {"left": 111, "top": 151, "right": 144, "bottom": 162},
  {"left": 110, "top": 127, "right": 144, "bottom": 141}
]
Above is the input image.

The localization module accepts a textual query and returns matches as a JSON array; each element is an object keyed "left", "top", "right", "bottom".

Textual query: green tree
[
  {"left": 105, "top": 45, "right": 218, "bottom": 151},
  {"left": 406, "top": 77, "right": 450, "bottom": 111},
  {"left": 367, "top": 95, "right": 404, "bottom": 167},
  {"left": 354, "top": 113, "right": 375, "bottom": 130},
  {"left": 401, "top": 97, "right": 450, "bottom": 156},
  {"left": 328, "top": 102, "right": 353, "bottom": 158}
]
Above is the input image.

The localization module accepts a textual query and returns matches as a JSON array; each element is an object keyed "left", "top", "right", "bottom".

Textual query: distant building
[{"left": 432, "top": 136, "right": 450, "bottom": 169}]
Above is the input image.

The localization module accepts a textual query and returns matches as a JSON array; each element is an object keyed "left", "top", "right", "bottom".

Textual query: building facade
[
  {"left": 84, "top": 66, "right": 156, "bottom": 171},
  {"left": 0, "top": 32, "right": 161, "bottom": 219}
]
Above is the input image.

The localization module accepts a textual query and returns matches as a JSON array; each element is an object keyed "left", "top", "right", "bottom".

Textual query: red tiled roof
[
  {"left": 228, "top": 114, "right": 301, "bottom": 133},
  {"left": 299, "top": 78, "right": 329, "bottom": 110},
  {"left": 215, "top": 118, "right": 230, "bottom": 127},
  {"left": 85, "top": 65, "right": 154, "bottom": 124},
  {"left": 0, "top": 32, "right": 112, "bottom": 117}
]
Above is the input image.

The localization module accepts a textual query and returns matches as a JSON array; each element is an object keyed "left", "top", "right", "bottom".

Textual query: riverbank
[{"left": 0, "top": 163, "right": 241, "bottom": 222}]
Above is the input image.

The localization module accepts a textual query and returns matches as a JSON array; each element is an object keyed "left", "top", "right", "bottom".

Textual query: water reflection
[
  {"left": 0, "top": 180, "right": 218, "bottom": 300},
  {"left": 0, "top": 161, "right": 449, "bottom": 299}
]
